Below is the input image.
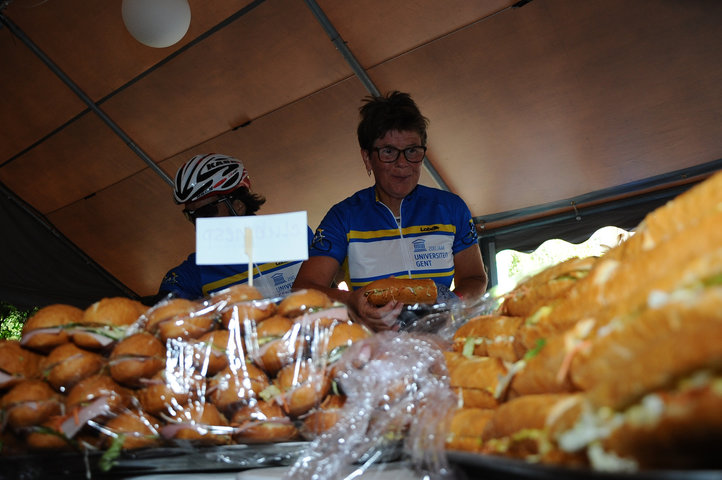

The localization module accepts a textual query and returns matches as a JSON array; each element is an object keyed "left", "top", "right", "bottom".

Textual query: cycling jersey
[
  {"left": 310, "top": 185, "right": 478, "bottom": 290},
  {"left": 159, "top": 227, "right": 313, "bottom": 299}
]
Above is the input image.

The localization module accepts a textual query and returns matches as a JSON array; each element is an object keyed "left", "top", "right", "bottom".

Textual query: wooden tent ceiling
[{"left": 1, "top": 0, "right": 721, "bottom": 299}]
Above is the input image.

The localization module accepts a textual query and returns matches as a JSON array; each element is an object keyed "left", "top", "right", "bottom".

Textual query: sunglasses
[{"left": 183, "top": 196, "right": 237, "bottom": 223}]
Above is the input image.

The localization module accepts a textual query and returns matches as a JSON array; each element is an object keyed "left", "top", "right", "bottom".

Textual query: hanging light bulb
[{"left": 121, "top": 0, "right": 191, "bottom": 48}]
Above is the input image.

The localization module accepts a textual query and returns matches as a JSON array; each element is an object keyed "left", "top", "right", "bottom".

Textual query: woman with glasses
[
  {"left": 293, "top": 91, "right": 487, "bottom": 331},
  {"left": 155, "top": 153, "right": 311, "bottom": 301}
]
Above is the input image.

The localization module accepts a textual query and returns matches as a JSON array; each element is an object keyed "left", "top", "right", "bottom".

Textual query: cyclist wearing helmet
[{"left": 156, "top": 153, "right": 312, "bottom": 300}]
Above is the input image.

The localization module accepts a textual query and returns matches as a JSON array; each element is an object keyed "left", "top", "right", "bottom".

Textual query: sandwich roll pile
[
  {"left": 0, "top": 288, "right": 373, "bottom": 456},
  {"left": 443, "top": 171, "right": 722, "bottom": 472}
]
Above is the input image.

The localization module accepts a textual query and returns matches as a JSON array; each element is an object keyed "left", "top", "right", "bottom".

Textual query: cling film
[{"left": 0, "top": 285, "right": 500, "bottom": 479}]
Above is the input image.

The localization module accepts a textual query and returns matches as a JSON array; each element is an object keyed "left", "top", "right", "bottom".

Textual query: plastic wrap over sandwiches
[
  {"left": 0, "top": 288, "right": 390, "bottom": 471},
  {"left": 0, "top": 282, "right": 478, "bottom": 479},
  {"left": 444, "top": 170, "right": 722, "bottom": 474}
]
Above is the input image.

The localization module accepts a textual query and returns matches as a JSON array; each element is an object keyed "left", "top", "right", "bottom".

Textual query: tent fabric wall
[{"left": 1, "top": 183, "right": 136, "bottom": 310}]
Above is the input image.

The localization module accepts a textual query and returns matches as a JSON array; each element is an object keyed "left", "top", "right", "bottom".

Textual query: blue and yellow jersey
[{"left": 310, "top": 185, "right": 478, "bottom": 290}]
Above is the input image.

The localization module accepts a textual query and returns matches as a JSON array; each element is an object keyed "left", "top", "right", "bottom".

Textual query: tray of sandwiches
[
  {"left": 442, "top": 171, "right": 722, "bottom": 478},
  {"left": 0, "top": 287, "right": 384, "bottom": 478}
]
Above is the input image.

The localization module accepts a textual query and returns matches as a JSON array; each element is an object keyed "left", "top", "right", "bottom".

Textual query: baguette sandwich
[
  {"left": 452, "top": 314, "right": 525, "bottom": 362},
  {"left": 363, "top": 277, "right": 438, "bottom": 306}
]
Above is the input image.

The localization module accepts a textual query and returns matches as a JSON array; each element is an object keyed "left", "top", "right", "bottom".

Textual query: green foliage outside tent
[{"left": 0, "top": 302, "right": 35, "bottom": 340}]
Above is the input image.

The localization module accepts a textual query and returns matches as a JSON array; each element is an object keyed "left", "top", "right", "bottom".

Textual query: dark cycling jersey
[{"left": 159, "top": 227, "right": 313, "bottom": 299}]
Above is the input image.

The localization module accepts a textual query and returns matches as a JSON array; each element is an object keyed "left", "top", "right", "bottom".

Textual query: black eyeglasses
[
  {"left": 183, "top": 196, "right": 238, "bottom": 223},
  {"left": 372, "top": 145, "right": 427, "bottom": 163}
]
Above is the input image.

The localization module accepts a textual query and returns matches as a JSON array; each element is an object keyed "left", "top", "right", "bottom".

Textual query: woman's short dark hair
[
  {"left": 357, "top": 91, "right": 429, "bottom": 152},
  {"left": 231, "top": 187, "right": 266, "bottom": 215}
]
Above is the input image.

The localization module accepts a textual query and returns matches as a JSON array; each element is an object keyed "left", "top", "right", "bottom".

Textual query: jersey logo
[
  {"left": 312, "top": 228, "right": 331, "bottom": 252},
  {"left": 412, "top": 238, "right": 427, "bottom": 252},
  {"left": 162, "top": 271, "right": 180, "bottom": 285},
  {"left": 463, "top": 218, "right": 479, "bottom": 245},
  {"left": 271, "top": 272, "right": 286, "bottom": 286}
]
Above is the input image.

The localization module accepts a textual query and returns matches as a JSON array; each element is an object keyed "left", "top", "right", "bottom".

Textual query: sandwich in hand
[{"left": 363, "top": 278, "right": 438, "bottom": 306}]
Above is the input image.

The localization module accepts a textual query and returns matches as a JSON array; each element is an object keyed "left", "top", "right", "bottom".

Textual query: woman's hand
[{"left": 348, "top": 287, "right": 403, "bottom": 331}]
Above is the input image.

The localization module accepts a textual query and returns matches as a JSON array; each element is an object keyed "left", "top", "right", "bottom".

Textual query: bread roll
[
  {"left": 102, "top": 410, "right": 161, "bottom": 450},
  {"left": 42, "top": 342, "right": 105, "bottom": 391},
  {"left": 277, "top": 289, "right": 333, "bottom": 318},
  {"left": 448, "top": 356, "right": 508, "bottom": 409},
  {"left": 445, "top": 407, "right": 495, "bottom": 452},
  {"left": 570, "top": 285, "right": 722, "bottom": 410},
  {"left": 75, "top": 297, "right": 147, "bottom": 349},
  {"left": 145, "top": 298, "right": 216, "bottom": 342},
  {"left": 207, "top": 364, "right": 270, "bottom": 414},
  {"left": 501, "top": 256, "right": 597, "bottom": 317},
  {"left": 231, "top": 400, "right": 299, "bottom": 443},
  {"left": 247, "top": 315, "right": 298, "bottom": 376},
  {"left": 275, "top": 359, "right": 331, "bottom": 417},
  {"left": 452, "top": 314, "right": 525, "bottom": 362},
  {"left": 136, "top": 370, "right": 203, "bottom": 416},
  {"left": 0, "top": 379, "right": 63, "bottom": 429},
  {"left": 21, "top": 304, "right": 81, "bottom": 352},
  {"left": 363, "top": 278, "right": 437, "bottom": 306},
  {"left": 109, "top": 332, "right": 166, "bottom": 387},
  {"left": 192, "top": 329, "right": 235, "bottom": 376},
  {"left": 164, "top": 401, "right": 230, "bottom": 445},
  {"left": 0, "top": 340, "right": 42, "bottom": 388},
  {"left": 300, "top": 394, "right": 346, "bottom": 439}
]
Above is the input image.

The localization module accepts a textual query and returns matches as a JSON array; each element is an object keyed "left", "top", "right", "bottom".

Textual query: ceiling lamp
[{"left": 121, "top": 0, "right": 191, "bottom": 48}]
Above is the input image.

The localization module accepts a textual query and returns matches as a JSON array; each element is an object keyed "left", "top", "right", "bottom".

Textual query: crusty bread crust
[
  {"left": 571, "top": 286, "right": 722, "bottom": 409},
  {"left": 509, "top": 333, "right": 578, "bottom": 398},
  {"left": 277, "top": 289, "right": 333, "bottom": 317},
  {"left": 363, "top": 278, "right": 437, "bottom": 306},
  {"left": 452, "top": 314, "right": 525, "bottom": 362},
  {"left": 604, "top": 171, "right": 722, "bottom": 263},
  {"left": 601, "top": 380, "right": 722, "bottom": 469},
  {"left": 517, "top": 207, "right": 722, "bottom": 353},
  {"left": 502, "top": 256, "right": 597, "bottom": 317},
  {"left": 445, "top": 407, "right": 495, "bottom": 452},
  {"left": 481, "top": 393, "right": 575, "bottom": 441},
  {"left": 21, "top": 304, "right": 82, "bottom": 351},
  {"left": 43, "top": 342, "right": 105, "bottom": 391},
  {"left": 448, "top": 356, "right": 508, "bottom": 408}
]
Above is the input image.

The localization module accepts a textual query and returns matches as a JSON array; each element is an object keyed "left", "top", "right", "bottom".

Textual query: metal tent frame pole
[
  {"left": 303, "top": 0, "right": 451, "bottom": 192},
  {"left": 0, "top": 9, "right": 173, "bottom": 186}
]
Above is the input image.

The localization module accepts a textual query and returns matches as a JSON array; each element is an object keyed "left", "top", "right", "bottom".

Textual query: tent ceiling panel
[
  {"left": 3, "top": 1, "right": 259, "bottom": 99},
  {"left": 0, "top": 113, "right": 148, "bottom": 214},
  {"left": 98, "top": 0, "right": 355, "bottom": 161},
  {"left": 0, "top": 31, "right": 87, "bottom": 161},
  {"left": 316, "top": 0, "right": 516, "bottom": 67}
]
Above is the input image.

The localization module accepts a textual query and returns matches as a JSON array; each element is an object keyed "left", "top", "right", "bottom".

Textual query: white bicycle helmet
[{"left": 173, "top": 153, "right": 251, "bottom": 204}]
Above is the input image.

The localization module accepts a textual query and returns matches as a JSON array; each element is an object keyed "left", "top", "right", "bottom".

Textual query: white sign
[{"left": 195, "top": 211, "right": 308, "bottom": 265}]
